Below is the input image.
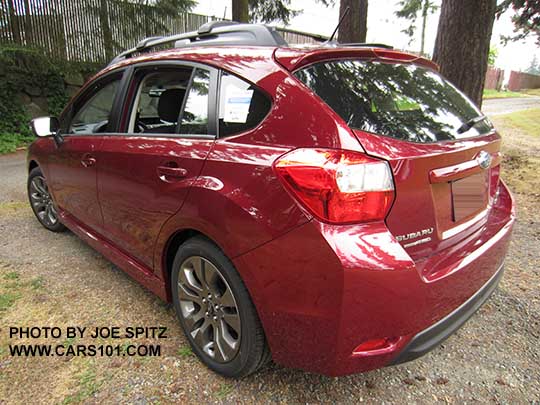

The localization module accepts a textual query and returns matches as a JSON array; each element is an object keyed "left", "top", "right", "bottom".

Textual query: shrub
[{"left": 0, "top": 45, "right": 102, "bottom": 153}]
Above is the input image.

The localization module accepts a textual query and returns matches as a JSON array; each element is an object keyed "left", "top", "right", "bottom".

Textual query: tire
[
  {"left": 171, "top": 236, "right": 270, "bottom": 378},
  {"left": 27, "top": 167, "right": 66, "bottom": 233}
]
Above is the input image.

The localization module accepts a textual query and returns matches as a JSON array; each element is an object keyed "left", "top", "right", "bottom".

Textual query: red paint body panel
[
  {"left": 96, "top": 136, "right": 214, "bottom": 268},
  {"left": 27, "top": 44, "right": 516, "bottom": 376},
  {"left": 47, "top": 136, "right": 104, "bottom": 231},
  {"left": 352, "top": 129, "right": 504, "bottom": 260},
  {"left": 59, "top": 209, "right": 168, "bottom": 301},
  {"left": 233, "top": 181, "right": 514, "bottom": 375}
]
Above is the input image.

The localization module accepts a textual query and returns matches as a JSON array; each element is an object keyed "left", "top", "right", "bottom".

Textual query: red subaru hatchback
[{"left": 27, "top": 23, "right": 515, "bottom": 377}]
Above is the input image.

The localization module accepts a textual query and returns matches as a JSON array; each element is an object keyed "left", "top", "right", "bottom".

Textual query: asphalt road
[
  {"left": 0, "top": 150, "right": 27, "bottom": 204},
  {"left": 482, "top": 96, "right": 540, "bottom": 116}
]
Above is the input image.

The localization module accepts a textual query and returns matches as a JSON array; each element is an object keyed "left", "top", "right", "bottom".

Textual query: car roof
[
  {"left": 98, "top": 22, "right": 438, "bottom": 85},
  {"left": 102, "top": 45, "right": 438, "bottom": 84}
]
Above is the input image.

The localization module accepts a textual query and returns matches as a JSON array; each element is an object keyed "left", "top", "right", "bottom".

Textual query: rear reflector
[
  {"left": 274, "top": 148, "right": 395, "bottom": 224},
  {"left": 353, "top": 337, "right": 403, "bottom": 357}
]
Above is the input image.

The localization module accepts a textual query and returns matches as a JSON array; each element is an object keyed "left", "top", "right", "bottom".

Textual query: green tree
[
  {"left": 232, "top": 0, "right": 300, "bottom": 24},
  {"left": 526, "top": 55, "right": 540, "bottom": 75},
  {"left": 498, "top": 0, "right": 540, "bottom": 46},
  {"left": 488, "top": 46, "right": 498, "bottom": 66},
  {"left": 87, "top": 0, "right": 196, "bottom": 62},
  {"left": 395, "top": 0, "right": 438, "bottom": 55},
  {"left": 249, "top": 0, "right": 300, "bottom": 24},
  {"left": 151, "top": 0, "right": 197, "bottom": 16}
]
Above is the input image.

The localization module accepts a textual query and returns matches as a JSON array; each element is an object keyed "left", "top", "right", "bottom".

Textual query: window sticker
[{"left": 223, "top": 86, "right": 253, "bottom": 123}]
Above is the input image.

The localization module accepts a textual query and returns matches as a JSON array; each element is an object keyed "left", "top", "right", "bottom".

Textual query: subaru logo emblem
[{"left": 476, "top": 151, "right": 492, "bottom": 170}]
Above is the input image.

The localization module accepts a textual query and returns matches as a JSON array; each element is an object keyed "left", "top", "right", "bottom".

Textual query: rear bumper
[
  {"left": 233, "top": 181, "right": 515, "bottom": 376},
  {"left": 390, "top": 261, "right": 504, "bottom": 365}
]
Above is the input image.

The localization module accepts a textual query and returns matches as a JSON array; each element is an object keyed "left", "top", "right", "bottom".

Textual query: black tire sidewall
[{"left": 171, "top": 237, "right": 261, "bottom": 378}]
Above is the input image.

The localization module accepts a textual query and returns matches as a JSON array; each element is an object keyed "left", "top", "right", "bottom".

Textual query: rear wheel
[
  {"left": 171, "top": 236, "right": 270, "bottom": 378},
  {"left": 27, "top": 167, "right": 65, "bottom": 232}
]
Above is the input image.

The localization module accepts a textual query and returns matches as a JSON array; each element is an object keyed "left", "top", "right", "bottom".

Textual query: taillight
[{"left": 274, "top": 148, "right": 395, "bottom": 224}]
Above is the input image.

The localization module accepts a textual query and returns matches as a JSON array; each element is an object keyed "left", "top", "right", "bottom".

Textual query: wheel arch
[
  {"left": 28, "top": 159, "right": 39, "bottom": 172},
  {"left": 161, "top": 228, "right": 227, "bottom": 302}
]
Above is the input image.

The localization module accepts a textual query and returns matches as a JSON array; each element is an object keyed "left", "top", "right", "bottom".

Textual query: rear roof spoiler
[{"left": 274, "top": 47, "right": 439, "bottom": 72}]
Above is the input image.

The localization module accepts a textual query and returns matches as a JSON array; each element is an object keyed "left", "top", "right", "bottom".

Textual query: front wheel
[
  {"left": 27, "top": 167, "right": 66, "bottom": 232},
  {"left": 171, "top": 236, "right": 270, "bottom": 378}
]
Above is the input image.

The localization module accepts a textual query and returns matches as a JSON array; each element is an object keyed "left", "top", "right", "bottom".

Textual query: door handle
[
  {"left": 157, "top": 165, "right": 188, "bottom": 181},
  {"left": 81, "top": 155, "right": 96, "bottom": 168}
]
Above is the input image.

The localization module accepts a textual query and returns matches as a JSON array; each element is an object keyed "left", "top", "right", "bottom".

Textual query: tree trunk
[
  {"left": 433, "top": 0, "right": 496, "bottom": 108},
  {"left": 338, "top": 0, "right": 368, "bottom": 43},
  {"left": 420, "top": 0, "right": 429, "bottom": 55},
  {"left": 232, "top": 0, "right": 249, "bottom": 23}
]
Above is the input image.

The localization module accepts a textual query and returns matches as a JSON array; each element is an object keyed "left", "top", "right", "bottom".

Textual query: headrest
[{"left": 158, "top": 88, "right": 186, "bottom": 122}]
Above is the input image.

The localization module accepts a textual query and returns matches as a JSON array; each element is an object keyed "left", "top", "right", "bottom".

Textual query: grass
[
  {"left": 483, "top": 89, "right": 525, "bottom": 99},
  {"left": 522, "top": 88, "right": 540, "bottom": 97},
  {"left": 0, "top": 269, "right": 21, "bottom": 313},
  {"left": 0, "top": 201, "right": 28, "bottom": 216},
  {"left": 0, "top": 291, "right": 21, "bottom": 313},
  {"left": 63, "top": 336, "right": 76, "bottom": 348},
  {"left": 30, "top": 276, "right": 45, "bottom": 291},
  {"left": 215, "top": 383, "right": 234, "bottom": 399},
  {"left": 0, "top": 268, "right": 46, "bottom": 316},
  {"left": 177, "top": 346, "right": 193, "bottom": 358},
  {"left": 4, "top": 272, "right": 20, "bottom": 281},
  {"left": 494, "top": 108, "right": 540, "bottom": 137},
  {"left": 491, "top": 108, "right": 540, "bottom": 198},
  {"left": 61, "top": 364, "right": 103, "bottom": 405},
  {"left": 0, "top": 133, "right": 34, "bottom": 155}
]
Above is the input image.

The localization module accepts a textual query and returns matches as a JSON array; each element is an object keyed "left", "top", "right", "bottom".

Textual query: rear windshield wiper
[{"left": 457, "top": 115, "right": 488, "bottom": 134}]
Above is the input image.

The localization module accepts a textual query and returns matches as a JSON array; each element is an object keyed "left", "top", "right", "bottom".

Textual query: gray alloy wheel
[
  {"left": 27, "top": 167, "right": 65, "bottom": 233},
  {"left": 29, "top": 175, "right": 59, "bottom": 227},
  {"left": 177, "top": 256, "right": 241, "bottom": 363}
]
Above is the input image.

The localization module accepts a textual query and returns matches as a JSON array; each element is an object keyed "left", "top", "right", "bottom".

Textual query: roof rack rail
[{"left": 109, "top": 22, "right": 288, "bottom": 65}]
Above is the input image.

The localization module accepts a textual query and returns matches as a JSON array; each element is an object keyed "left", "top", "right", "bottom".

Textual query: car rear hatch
[{"left": 292, "top": 56, "right": 502, "bottom": 264}]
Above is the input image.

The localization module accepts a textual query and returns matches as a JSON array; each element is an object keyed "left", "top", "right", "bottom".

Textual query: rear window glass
[
  {"left": 295, "top": 60, "right": 492, "bottom": 143},
  {"left": 218, "top": 72, "right": 271, "bottom": 137}
]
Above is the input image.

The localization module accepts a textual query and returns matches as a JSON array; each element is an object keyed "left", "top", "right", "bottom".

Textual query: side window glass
[
  {"left": 218, "top": 72, "right": 271, "bottom": 137},
  {"left": 69, "top": 78, "right": 121, "bottom": 134},
  {"left": 128, "top": 68, "right": 192, "bottom": 134},
  {"left": 178, "top": 69, "right": 210, "bottom": 135}
]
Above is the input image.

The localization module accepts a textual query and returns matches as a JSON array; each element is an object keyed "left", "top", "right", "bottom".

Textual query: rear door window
[
  {"left": 295, "top": 60, "right": 492, "bottom": 143},
  {"left": 128, "top": 67, "right": 193, "bottom": 134},
  {"left": 218, "top": 72, "right": 271, "bottom": 137}
]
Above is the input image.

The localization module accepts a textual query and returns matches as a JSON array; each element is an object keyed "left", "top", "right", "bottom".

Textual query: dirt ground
[{"left": 0, "top": 110, "right": 539, "bottom": 404}]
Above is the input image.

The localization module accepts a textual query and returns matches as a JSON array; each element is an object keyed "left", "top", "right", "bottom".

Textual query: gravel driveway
[{"left": 0, "top": 112, "right": 539, "bottom": 403}]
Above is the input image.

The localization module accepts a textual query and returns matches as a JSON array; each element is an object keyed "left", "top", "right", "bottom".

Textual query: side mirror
[
  {"left": 31, "top": 116, "right": 59, "bottom": 137},
  {"left": 30, "top": 116, "right": 63, "bottom": 146}
]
